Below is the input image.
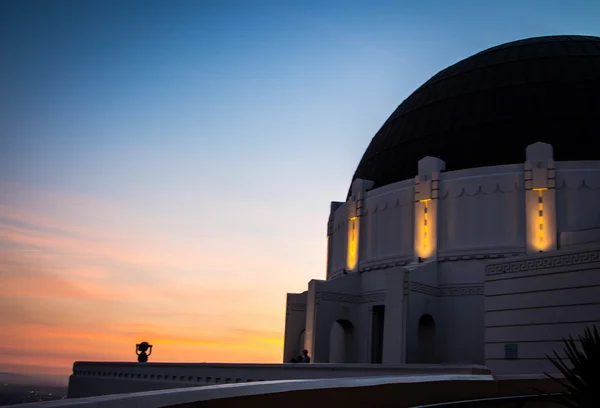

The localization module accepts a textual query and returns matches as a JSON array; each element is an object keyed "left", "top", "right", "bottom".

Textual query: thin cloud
[{"left": 0, "top": 182, "right": 290, "bottom": 377}]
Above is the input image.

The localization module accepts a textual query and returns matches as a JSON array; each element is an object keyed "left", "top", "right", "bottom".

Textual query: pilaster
[
  {"left": 326, "top": 201, "right": 343, "bottom": 279},
  {"left": 414, "top": 156, "right": 446, "bottom": 261},
  {"left": 346, "top": 179, "right": 374, "bottom": 272},
  {"left": 304, "top": 280, "right": 319, "bottom": 361},
  {"left": 524, "top": 142, "right": 557, "bottom": 253},
  {"left": 283, "top": 292, "right": 307, "bottom": 362},
  {"left": 382, "top": 269, "right": 407, "bottom": 364}
]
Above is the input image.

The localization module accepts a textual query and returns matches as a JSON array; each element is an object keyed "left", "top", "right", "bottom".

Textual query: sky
[{"left": 1, "top": 0, "right": 600, "bottom": 381}]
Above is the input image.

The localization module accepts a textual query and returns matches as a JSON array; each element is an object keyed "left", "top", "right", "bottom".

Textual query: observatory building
[
  {"left": 283, "top": 35, "right": 600, "bottom": 375},
  {"left": 64, "top": 35, "right": 600, "bottom": 402}
]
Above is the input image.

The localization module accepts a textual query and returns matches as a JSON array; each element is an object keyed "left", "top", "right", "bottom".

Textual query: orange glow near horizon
[{"left": 0, "top": 182, "right": 317, "bottom": 380}]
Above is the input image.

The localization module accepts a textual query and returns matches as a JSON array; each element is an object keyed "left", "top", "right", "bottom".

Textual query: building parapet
[{"left": 67, "top": 362, "right": 490, "bottom": 398}]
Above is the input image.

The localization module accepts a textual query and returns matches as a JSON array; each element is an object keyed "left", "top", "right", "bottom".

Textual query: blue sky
[
  {"left": 1, "top": 0, "right": 600, "bottom": 376},
  {"left": 4, "top": 0, "right": 600, "bottom": 202}
]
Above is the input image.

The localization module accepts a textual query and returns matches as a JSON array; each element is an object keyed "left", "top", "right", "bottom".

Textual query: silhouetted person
[
  {"left": 137, "top": 351, "right": 148, "bottom": 363},
  {"left": 300, "top": 349, "right": 310, "bottom": 363},
  {"left": 136, "top": 342, "right": 153, "bottom": 363}
]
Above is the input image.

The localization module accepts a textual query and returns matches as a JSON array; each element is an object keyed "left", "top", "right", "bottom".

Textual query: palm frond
[{"left": 541, "top": 325, "right": 600, "bottom": 408}]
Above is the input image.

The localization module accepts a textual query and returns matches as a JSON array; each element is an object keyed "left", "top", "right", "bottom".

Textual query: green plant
[{"left": 543, "top": 325, "right": 600, "bottom": 408}]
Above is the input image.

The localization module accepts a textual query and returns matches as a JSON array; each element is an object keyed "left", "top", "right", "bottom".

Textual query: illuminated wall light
[
  {"left": 538, "top": 190, "right": 544, "bottom": 246},
  {"left": 525, "top": 157, "right": 556, "bottom": 253},
  {"left": 415, "top": 198, "right": 435, "bottom": 259},
  {"left": 423, "top": 201, "right": 428, "bottom": 250},
  {"left": 346, "top": 217, "right": 358, "bottom": 271},
  {"left": 529, "top": 188, "right": 553, "bottom": 252}
]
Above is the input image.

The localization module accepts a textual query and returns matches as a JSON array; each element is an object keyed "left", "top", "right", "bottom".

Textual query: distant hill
[{"left": 0, "top": 372, "right": 69, "bottom": 387}]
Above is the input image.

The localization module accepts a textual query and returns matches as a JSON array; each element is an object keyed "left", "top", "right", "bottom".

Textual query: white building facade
[
  {"left": 284, "top": 35, "right": 600, "bottom": 374},
  {"left": 284, "top": 142, "right": 600, "bottom": 374}
]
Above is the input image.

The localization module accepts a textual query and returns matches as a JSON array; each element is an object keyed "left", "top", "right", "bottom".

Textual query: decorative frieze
[
  {"left": 439, "top": 285, "right": 484, "bottom": 296},
  {"left": 329, "top": 251, "right": 522, "bottom": 276},
  {"left": 410, "top": 282, "right": 484, "bottom": 297},
  {"left": 361, "top": 292, "right": 387, "bottom": 303},
  {"left": 318, "top": 291, "right": 386, "bottom": 304},
  {"left": 410, "top": 282, "right": 439, "bottom": 296},
  {"left": 485, "top": 249, "right": 600, "bottom": 276},
  {"left": 286, "top": 303, "right": 307, "bottom": 312},
  {"left": 438, "top": 181, "right": 522, "bottom": 199},
  {"left": 554, "top": 178, "right": 600, "bottom": 190},
  {"left": 329, "top": 173, "right": 599, "bottom": 235}
]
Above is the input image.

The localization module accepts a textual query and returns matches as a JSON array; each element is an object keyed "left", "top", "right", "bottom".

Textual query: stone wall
[
  {"left": 67, "top": 362, "right": 490, "bottom": 398},
  {"left": 484, "top": 245, "right": 600, "bottom": 374},
  {"left": 326, "top": 158, "right": 600, "bottom": 278}
]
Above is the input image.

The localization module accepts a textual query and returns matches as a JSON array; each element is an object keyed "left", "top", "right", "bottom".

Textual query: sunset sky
[{"left": 2, "top": 0, "right": 600, "bottom": 381}]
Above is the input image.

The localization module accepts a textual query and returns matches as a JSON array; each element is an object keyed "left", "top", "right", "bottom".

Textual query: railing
[{"left": 68, "top": 361, "right": 491, "bottom": 398}]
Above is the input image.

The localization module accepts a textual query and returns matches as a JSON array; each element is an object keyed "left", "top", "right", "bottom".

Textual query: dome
[{"left": 350, "top": 35, "right": 600, "bottom": 195}]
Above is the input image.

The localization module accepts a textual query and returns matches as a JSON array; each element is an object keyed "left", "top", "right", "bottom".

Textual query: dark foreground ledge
[{"left": 17, "top": 373, "right": 565, "bottom": 408}]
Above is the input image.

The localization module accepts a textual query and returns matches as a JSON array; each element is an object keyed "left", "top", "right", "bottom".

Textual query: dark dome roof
[{"left": 350, "top": 35, "right": 600, "bottom": 195}]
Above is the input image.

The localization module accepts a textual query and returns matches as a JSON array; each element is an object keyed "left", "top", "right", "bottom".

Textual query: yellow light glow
[
  {"left": 415, "top": 200, "right": 435, "bottom": 259},
  {"left": 423, "top": 201, "right": 428, "bottom": 249},
  {"left": 346, "top": 217, "right": 358, "bottom": 271},
  {"left": 530, "top": 189, "right": 552, "bottom": 252},
  {"left": 538, "top": 191, "right": 544, "bottom": 246}
]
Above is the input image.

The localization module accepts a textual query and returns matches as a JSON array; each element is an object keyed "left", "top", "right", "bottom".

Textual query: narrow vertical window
[
  {"left": 423, "top": 201, "right": 428, "bottom": 248},
  {"left": 538, "top": 191, "right": 544, "bottom": 245}
]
